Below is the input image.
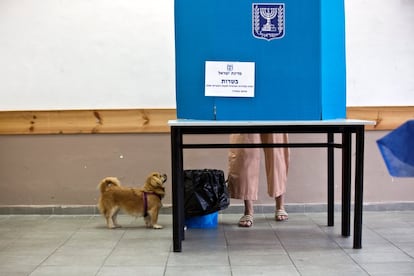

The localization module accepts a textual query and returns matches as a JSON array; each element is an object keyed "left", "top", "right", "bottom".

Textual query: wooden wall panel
[
  {"left": 346, "top": 106, "right": 414, "bottom": 130},
  {"left": 0, "top": 109, "right": 176, "bottom": 134},
  {"left": 0, "top": 107, "right": 413, "bottom": 134}
]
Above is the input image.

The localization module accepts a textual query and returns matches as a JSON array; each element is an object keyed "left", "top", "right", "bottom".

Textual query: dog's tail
[{"left": 98, "top": 177, "right": 121, "bottom": 193}]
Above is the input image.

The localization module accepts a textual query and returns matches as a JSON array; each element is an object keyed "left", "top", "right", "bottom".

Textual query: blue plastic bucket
[{"left": 185, "top": 212, "right": 218, "bottom": 229}]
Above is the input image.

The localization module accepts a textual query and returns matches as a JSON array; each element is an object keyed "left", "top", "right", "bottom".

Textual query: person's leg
[
  {"left": 228, "top": 134, "right": 261, "bottom": 200},
  {"left": 261, "top": 133, "right": 290, "bottom": 221},
  {"left": 238, "top": 199, "right": 254, "bottom": 227},
  {"left": 261, "top": 133, "right": 289, "bottom": 196},
  {"left": 228, "top": 134, "right": 261, "bottom": 227},
  {"left": 275, "top": 194, "right": 288, "bottom": 221},
  {"left": 276, "top": 194, "right": 285, "bottom": 210}
]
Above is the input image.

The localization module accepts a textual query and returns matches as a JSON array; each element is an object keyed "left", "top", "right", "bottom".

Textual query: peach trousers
[{"left": 227, "top": 133, "right": 290, "bottom": 200}]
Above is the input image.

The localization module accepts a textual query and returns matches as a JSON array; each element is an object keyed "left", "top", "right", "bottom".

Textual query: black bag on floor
[{"left": 184, "top": 169, "right": 230, "bottom": 217}]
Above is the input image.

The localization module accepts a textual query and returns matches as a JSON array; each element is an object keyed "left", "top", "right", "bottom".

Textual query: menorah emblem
[
  {"left": 252, "top": 3, "right": 285, "bottom": 41},
  {"left": 260, "top": 7, "right": 277, "bottom": 32}
]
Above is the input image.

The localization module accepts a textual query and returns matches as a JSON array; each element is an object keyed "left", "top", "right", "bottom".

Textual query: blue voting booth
[{"left": 174, "top": 0, "right": 346, "bottom": 120}]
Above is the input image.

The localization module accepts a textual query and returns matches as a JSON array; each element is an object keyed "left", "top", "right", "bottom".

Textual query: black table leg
[
  {"left": 327, "top": 132, "right": 334, "bottom": 227},
  {"left": 342, "top": 129, "right": 351, "bottom": 237},
  {"left": 171, "top": 127, "right": 184, "bottom": 252},
  {"left": 354, "top": 126, "right": 365, "bottom": 249}
]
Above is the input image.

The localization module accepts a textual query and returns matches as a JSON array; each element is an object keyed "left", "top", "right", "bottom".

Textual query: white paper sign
[{"left": 205, "top": 61, "right": 255, "bottom": 97}]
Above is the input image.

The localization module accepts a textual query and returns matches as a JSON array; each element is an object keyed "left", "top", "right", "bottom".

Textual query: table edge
[{"left": 168, "top": 119, "right": 377, "bottom": 127}]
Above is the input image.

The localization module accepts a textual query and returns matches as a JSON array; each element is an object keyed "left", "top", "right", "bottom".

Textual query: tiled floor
[{"left": 0, "top": 211, "right": 414, "bottom": 276}]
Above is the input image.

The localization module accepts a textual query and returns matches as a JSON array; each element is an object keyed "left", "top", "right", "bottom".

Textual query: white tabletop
[{"left": 168, "top": 119, "right": 377, "bottom": 127}]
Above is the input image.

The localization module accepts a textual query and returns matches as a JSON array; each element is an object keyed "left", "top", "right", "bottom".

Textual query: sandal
[
  {"left": 275, "top": 209, "right": 288, "bottom": 221},
  {"left": 238, "top": 214, "right": 253, "bottom": 227}
]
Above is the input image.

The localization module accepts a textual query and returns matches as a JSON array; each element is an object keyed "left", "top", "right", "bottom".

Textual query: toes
[{"left": 238, "top": 215, "right": 253, "bottom": 227}]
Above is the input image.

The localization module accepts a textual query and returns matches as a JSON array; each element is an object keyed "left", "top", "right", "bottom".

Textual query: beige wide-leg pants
[{"left": 227, "top": 134, "right": 290, "bottom": 200}]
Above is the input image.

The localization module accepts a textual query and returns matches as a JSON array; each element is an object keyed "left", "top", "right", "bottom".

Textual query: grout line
[
  {"left": 94, "top": 223, "right": 127, "bottom": 276},
  {"left": 267, "top": 214, "right": 303, "bottom": 276},
  {"left": 308, "top": 213, "right": 371, "bottom": 275},
  {"left": 28, "top": 215, "right": 92, "bottom": 275},
  {"left": 365, "top": 223, "right": 414, "bottom": 261}
]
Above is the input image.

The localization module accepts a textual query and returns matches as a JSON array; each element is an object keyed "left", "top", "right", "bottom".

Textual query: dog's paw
[
  {"left": 152, "top": 224, "right": 163, "bottom": 229},
  {"left": 108, "top": 225, "right": 122, "bottom": 229}
]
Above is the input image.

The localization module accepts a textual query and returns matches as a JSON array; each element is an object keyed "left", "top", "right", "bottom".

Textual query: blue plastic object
[
  {"left": 377, "top": 120, "right": 414, "bottom": 177},
  {"left": 185, "top": 212, "right": 218, "bottom": 229}
]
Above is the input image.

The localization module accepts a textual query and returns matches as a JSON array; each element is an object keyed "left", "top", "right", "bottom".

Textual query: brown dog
[{"left": 97, "top": 172, "right": 167, "bottom": 229}]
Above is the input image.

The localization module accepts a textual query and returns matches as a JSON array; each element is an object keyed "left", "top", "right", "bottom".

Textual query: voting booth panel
[{"left": 174, "top": 0, "right": 346, "bottom": 120}]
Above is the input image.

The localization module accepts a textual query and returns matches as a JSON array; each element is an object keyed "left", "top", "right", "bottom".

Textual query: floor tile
[
  {"left": 361, "top": 261, "right": 414, "bottom": 275},
  {"left": 97, "top": 266, "right": 166, "bottom": 276},
  {"left": 164, "top": 265, "right": 231, "bottom": 276},
  {"left": 29, "top": 265, "right": 100, "bottom": 276},
  {"left": 0, "top": 212, "right": 413, "bottom": 275},
  {"left": 231, "top": 265, "right": 300, "bottom": 276},
  {"left": 229, "top": 252, "right": 292, "bottom": 266}
]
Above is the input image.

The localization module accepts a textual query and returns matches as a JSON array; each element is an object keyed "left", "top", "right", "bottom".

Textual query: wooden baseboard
[{"left": 0, "top": 107, "right": 413, "bottom": 134}]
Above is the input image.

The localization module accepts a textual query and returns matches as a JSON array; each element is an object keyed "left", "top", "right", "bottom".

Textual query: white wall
[
  {"left": 0, "top": 0, "right": 413, "bottom": 110},
  {"left": 0, "top": 0, "right": 176, "bottom": 110},
  {"left": 345, "top": 0, "right": 414, "bottom": 106}
]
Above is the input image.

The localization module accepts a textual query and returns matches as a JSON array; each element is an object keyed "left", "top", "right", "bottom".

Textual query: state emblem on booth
[{"left": 252, "top": 3, "right": 285, "bottom": 41}]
